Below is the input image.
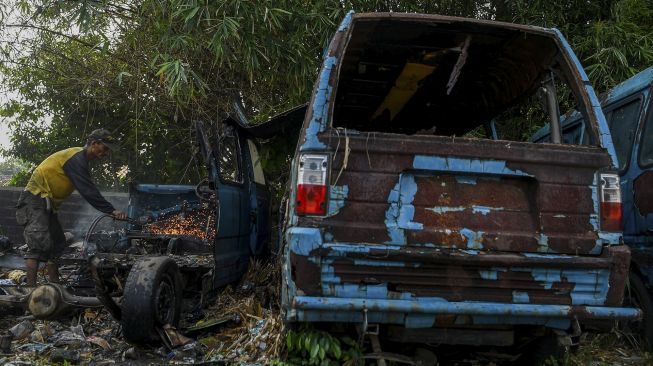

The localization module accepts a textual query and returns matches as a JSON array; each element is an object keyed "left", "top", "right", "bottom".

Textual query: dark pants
[{"left": 15, "top": 191, "right": 66, "bottom": 261}]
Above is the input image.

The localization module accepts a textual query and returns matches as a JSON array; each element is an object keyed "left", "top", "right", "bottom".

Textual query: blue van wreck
[{"left": 281, "top": 12, "right": 641, "bottom": 352}]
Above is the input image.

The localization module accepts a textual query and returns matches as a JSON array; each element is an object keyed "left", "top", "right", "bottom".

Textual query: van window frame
[
  {"left": 603, "top": 93, "right": 645, "bottom": 173},
  {"left": 218, "top": 127, "right": 245, "bottom": 186},
  {"left": 569, "top": 120, "right": 586, "bottom": 145},
  {"left": 637, "top": 87, "right": 653, "bottom": 169},
  {"left": 325, "top": 16, "right": 603, "bottom": 146}
]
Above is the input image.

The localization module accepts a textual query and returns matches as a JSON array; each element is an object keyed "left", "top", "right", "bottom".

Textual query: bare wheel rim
[{"left": 154, "top": 274, "right": 176, "bottom": 325}]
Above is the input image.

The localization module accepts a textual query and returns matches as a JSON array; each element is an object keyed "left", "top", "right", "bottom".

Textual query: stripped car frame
[
  {"left": 0, "top": 119, "right": 271, "bottom": 343},
  {"left": 281, "top": 12, "right": 641, "bottom": 351}
]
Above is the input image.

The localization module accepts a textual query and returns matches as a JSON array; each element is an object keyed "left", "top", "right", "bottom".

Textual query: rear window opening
[{"left": 332, "top": 18, "right": 590, "bottom": 144}]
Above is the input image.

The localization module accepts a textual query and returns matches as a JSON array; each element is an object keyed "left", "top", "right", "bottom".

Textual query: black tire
[
  {"left": 623, "top": 272, "right": 653, "bottom": 352},
  {"left": 121, "top": 257, "right": 182, "bottom": 343}
]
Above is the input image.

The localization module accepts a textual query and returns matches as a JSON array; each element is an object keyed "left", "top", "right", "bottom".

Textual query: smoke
[{"left": 63, "top": 192, "right": 128, "bottom": 241}]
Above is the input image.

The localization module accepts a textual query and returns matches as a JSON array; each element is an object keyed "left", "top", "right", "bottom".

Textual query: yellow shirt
[{"left": 25, "top": 147, "right": 84, "bottom": 210}]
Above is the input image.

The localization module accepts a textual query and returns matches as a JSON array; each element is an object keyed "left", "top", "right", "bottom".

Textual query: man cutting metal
[{"left": 15, "top": 129, "right": 128, "bottom": 286}]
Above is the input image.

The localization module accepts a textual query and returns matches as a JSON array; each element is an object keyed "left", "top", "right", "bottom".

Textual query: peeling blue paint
[
  {"left": 325, "top": 243, "right": 402, "bottom": 254},
  {"left": 537, "top": 233, "right": 551, "bottom": 253},
  {"left": 513, "top": 268, "right": 559, "bottom": 290},
  {"left": 287, "top": 227, "right": 323, "bottom": 256},
  {"left": 385, "top": 174, "right": 422, "bottom": 245},
  {"left": 324, "top": 232, "right": 334, "bottom": 242},
  {"left": 552, "top": 28, "right": 618, "bottom": 167},
  {"left": 479, "top": 268, "right": 507, "bottom": 280},
  {"left": 563, "top": 269, "right": 610, "bottom": 305},
  {"left": 590, "top": 176, "right": 600, "bottom": 231},
  {"left": 398, "top": 176, "right": 422, "bottom": 231},
  {"left": 598, "top": 232, "right": 621, "bottom": 245},
  {"left": 590, "top": 242, "right": 604, "bottom": 255},
  {"left": 427, "top": 206, "right": 465, "bottom": 214},
  {"left": 299, "top": 12, "right": 355, "bottom": 152},
  {"left": 455, "top": 176, "right": 477, "bottom": 185},
  {"left": 522, "top": 253, "right": 572, "bottom": 260},
  {"left": 472, "top": 205, "right": 504, "bottom": 215},
  {"left": 413, "top": 156, "right": 532, "bottom": 176},
  {"left": 327, "top": 185, "right": 349, "bottom": 217},
  {"left": 352, "top": 259, "right": 411, "bottom": 267},
  {"left": 300, "top": 56, "right": 335, "bottom": 151},
  {"left": 460, "top": 228, "right": 484, "bottom": 249},
  {"left": 511, "top": 267, "right": 610, "bottom": 305},
  {"left": 337, "top": 10, "right": 354, "bottom": 32},
  {"left": 512, "top": 291, "right": 530, "bottom": 304},
  {"left": 385, "top": 182, "right": 404, "bottom": 244},
  {"left": 426, "top": 205, "right": 504, "bottom": 216}
]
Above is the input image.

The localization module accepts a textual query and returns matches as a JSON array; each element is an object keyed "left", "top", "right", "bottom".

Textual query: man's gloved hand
[{"left": 112, "top": 210, "right": 128, "bottom": 220}]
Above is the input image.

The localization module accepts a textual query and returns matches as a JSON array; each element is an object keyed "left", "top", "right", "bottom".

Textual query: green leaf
[
  {"left": 286, "top": 332, "right": 293, "bottom": 350},
  {"left": 295, "top": 332, "right": 303, "bottom": 351},
  {"left": 185, "top": 7, "right": 200, "bottom": 23},
  {"left": 310, "top": 343, "right": 319, "bottom": 359},
  {"left": 116, "top": 71, "right": 132, "bottom": 86},
  {"left": 333, "top": 343, "right": 342, "bottom": 359},
  {"left": 320, "top": 337, "right": 330, "bottom": 354}
]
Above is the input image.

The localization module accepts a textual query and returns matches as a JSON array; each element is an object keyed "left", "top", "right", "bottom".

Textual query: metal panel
[{"left": 301, "top": 132, "right": 612, "bottom": 255}]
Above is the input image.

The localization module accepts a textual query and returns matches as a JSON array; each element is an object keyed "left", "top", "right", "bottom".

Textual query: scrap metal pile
[
  {"left": 0, "top": 258, "right": 283, "bottom": 365},
  {"left": 142, "top": 206, "right": 217, "bottom": 244}
]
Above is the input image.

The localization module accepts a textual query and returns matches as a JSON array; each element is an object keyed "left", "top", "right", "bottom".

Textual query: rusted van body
[{"left": 281, "top": 12, "right": 640, "bottom": 346}]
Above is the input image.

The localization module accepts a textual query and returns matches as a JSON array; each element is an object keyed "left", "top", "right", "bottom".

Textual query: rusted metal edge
[
  {"left": 314, "top": 244, "right": 619, "bottom": 269},
  {"left": 352, "top": 12, "right": 555, "bottom": 36},
  {"left": 292, "top": 296, "right": 642, "bottom": 320}
]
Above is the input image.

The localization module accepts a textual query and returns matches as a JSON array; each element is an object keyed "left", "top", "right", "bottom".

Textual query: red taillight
[
  {"left": 295, "top": 154, "right": 328, "bottom": 216},
  {"left": 296, "top": 184, "right": 327, "bottom": 215},
  {"left": 600, "top": 173, "right": 622, "bottom": 231}
]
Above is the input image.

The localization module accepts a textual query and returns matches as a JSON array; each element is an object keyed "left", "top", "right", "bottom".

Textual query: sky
[
  {"left": 0, "top": 122, "right": 10, "bottom": 150},
  {"left": 0, "top": 91, "right": 15, "bottom": 160}
]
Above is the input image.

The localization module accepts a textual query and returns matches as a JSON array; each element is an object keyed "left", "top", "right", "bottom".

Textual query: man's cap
[{"left": 87, "top": 128, "right": 118, "bottom": 150}]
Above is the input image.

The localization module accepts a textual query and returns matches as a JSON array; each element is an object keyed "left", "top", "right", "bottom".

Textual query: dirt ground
[{"left": 1, "top": 259, "right": 651, "bottom": 366}]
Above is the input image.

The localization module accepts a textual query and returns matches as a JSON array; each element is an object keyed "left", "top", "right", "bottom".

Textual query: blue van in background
[{"left": 532, "top": 66, "right": 653, "bottom": 349}]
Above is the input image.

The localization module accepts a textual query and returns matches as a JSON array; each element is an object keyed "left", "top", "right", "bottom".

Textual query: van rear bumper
[
  {"left": 291, "top": 296, "right": 642, "bottom": 322},
  {"left": 284, "top": 228, "right": 638, "bottom": 328}
]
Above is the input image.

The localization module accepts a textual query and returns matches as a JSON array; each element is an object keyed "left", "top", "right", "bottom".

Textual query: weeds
[{"left": 276, "top": 326, "right": 363, "bottom": 366}]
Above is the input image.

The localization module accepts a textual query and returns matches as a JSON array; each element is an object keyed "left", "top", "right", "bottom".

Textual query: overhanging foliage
[{"left": 0, "top": 0, "right": 651, "bottom": 189}]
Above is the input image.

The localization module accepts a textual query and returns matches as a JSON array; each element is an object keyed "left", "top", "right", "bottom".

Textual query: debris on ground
[
  {"left": 0, "top": 243, "right": 650, "bottom": 365},
  {"left": 0, "top": 256, "right": 284, "bottom": 365},
  {"left": 197, "top": 258, "right": 284, "bottom": 364}
]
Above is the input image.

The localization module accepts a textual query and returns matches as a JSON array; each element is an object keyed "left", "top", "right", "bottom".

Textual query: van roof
[
  {"left": 600, "top": 66, "right": 653, "bottom": 107},
  {"left": 352, "top": 12, "right": 556, "bottom": 35}
]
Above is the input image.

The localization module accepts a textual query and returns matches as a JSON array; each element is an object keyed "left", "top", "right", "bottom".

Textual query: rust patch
[
  {"left": 605, "top": 244, "right": 630, "bottom": 306},
  {"left": 317, "top": 132, "right": 610, "bottom": 255},
  {"left": 289, "top": 252, "right": 322, "bottom": 296}
]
